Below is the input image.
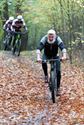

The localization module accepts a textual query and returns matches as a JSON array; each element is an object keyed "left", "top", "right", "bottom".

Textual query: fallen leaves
[{"left": 0, "top": 51, "right": 84, "bottom": 125}]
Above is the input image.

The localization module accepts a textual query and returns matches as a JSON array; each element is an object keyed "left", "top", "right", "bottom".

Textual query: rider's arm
[
  {"left": 3, "top": 20, "right": 9, "bottom": 30},
  {"left": 3, "top": 24, "right": 6, "bottom": 30},
  {"left": 22, "top": 19, "right": 26, "bottom": 26},
  {"left": 36, "top": 35, "right": 47, "bottom": 61},
  {"left": 37, "top": 35, "right": 47, "bottom": 51},
  {"left": 22, "top": 19, "right": 28, "bottom": 30},
  {"left": 11, "top": 19, "right": 16, "bottom": 31},
  {"left": 57, "top": 36, "right": 67, "bottom": 59}
]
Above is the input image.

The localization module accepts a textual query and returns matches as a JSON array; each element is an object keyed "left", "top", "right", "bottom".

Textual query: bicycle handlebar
[
  {"left": 13, "top": 30, "right": 28, "bottom": 35},
  {"left": 5, "top": 29, "right": 12, "bottom": 33},
  {"left": 43, "top": 58, "right": 69, "bottom": 63},
  {"left": 43, "top": 58, "right": 62, "bottom": 62}
]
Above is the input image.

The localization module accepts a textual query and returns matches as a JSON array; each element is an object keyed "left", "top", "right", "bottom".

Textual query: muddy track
[{"left": 0, "top": 51, "right": 84, "bottom": 125}]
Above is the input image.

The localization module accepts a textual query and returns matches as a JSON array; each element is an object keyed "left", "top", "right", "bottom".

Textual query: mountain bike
[
  {"left": 12, "top": 30, "right": 27, "bottom": 56},
  {"left": 44, "top": 58, "right": 61, "bottom": 103},
  {"left": 12, "top": 31, "right": 22, "bottom": 56},
  {"left": 3, "top": 31, "right": 12, "bottom": 51}
]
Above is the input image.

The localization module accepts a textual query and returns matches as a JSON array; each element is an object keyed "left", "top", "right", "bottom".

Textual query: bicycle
[
  {"left": 12, "top": 31, "right": 21, "bottom": 56},
  {"left": 44, "top": 58, "right": 61, "bottom": 103},
  {"left": 12, "top": 30, "right": 27, "bottom": 56},
  {"left": 3, "top": 31, "right": 12, "bottom": 51}
]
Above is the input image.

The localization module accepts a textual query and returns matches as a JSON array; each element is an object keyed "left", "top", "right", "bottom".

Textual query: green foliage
[{"left": 0, "top": 0, "right": 83, "bottom": 51}]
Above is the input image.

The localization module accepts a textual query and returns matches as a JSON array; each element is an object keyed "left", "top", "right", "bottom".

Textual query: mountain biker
[
  {"left": 36, "top": 29, "right": 67, "bottom": 95},
  {"left": 3, "top": 16, "right": 14, "bottom": 46},
  {"left": 11, "top": 15, "right": 27, "bottom": 48}
]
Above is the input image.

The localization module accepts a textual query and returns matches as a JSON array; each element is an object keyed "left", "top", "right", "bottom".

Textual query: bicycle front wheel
[
  {"left": 50, "top": 71, "right": 56, "bottom": 103},
  {"left": 3, "top": 36, "right": 9, "bottom": 51},
  {"left": 16, "top": 40, "right": 21, "bottom": 56}
]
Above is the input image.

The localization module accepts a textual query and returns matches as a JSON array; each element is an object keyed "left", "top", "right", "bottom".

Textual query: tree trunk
[{"left": 3, "top": 0, "right": 9, "bottom": 24}]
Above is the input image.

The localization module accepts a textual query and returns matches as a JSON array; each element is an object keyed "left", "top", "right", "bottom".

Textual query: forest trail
[{"left": 0, "top": 51, "right": 84, "bottom": 125}]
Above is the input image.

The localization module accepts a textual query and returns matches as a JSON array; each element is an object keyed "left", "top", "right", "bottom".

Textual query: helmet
[
  {"left": 17, "top": 15, "right": 23, "bottom": 20},
  {"left": 47, "top": 29, "right": 56, "bottom": 44},
  {"left": 9, "top": 16, "right": 14, "bottom": 21},
  {"left": 47, "top": 29, "right": 56, "bottom": 35}
]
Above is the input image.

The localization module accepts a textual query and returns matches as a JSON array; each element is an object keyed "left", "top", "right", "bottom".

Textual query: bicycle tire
[
  {"left": 4, "top": 43, "right": 7, "bottom": 50},
  {"left": 16, "top": 40, "right": 21, "bottom": 56},
  {"left": 3, "top": 36, "right": 9, "bottom": 50},
  {"left": 54, "top": 66, "right": 58, "bottom": 96},
  {"left": 4, "top": 41, "right": 9, "bottom": 50},
  {"left": 12, "top": 46, "right": 16, "bottom": 55},
  {"left": 50, "top": 71, "right": 56, "bottom": 103},
  {"left": 12, "top": 40, "right": 19, "bottom": 56},
  {"left": 17, "top": 40, "right": 21, "bottom": 56}
]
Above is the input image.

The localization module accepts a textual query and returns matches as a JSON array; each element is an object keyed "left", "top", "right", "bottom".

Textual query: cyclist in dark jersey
[
  {"left": 11, "top": 15, "right": 27, "bottom": 47},
  {"left": 3, "top": 16, "right": 14, "bottom": 46},
  {"left": 36, "top": 29, "right": 67, "bottom": 95}
]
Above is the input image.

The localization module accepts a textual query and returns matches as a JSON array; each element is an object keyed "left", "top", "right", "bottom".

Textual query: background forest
[{"left": 0, "top": 0, "right": 84, "bottom": 63}]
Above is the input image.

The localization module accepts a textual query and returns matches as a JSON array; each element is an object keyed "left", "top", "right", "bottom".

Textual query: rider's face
[{"left": 48, "top": 34, "right": 54, "bottom": 41}]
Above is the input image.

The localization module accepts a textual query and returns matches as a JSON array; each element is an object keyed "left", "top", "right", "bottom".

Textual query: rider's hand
[
  {"left": 37, "top": 58, "right": 42, "bottom": 63},
  {"left": 6, "top": 29, "right": 9, "bottom": 32},
  {"left": 61, "top": 56, "right": 67, "bottom": 61},
  {"left": 25, "top": 27, "right": 28, "bottom": 31},
  {"left": 36, "top": 49, "right": 42, "bottom": 63},
  {"left": 61, "top": 52, "right": 67, "bottom": 61},
  {"left": 61, "top": 53, "right": 67, "bottom": 62}
]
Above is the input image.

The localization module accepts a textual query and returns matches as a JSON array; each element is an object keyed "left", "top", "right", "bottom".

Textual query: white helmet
[
  {"left": 47, "top": 29, "right": 56, "bottom": 44},
  {"left": 17, "top": 15, "right": 23, "bottom": 20},
  {"left": 47, "top": 29, "right": 56, "bottom": 35},
  {"left": 9, "top": 16, "right": 14, "bottom": 21}
]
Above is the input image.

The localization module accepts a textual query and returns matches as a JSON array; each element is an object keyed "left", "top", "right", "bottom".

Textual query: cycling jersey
[
  {"left": 37, "top": 35, "right": 66, "bottom": 58},
  {"left": 11, "top": 19, "right": 26, "bottom": 31},
  {"left": 3, "top": 20, "right": 13, "bottom": 31}
]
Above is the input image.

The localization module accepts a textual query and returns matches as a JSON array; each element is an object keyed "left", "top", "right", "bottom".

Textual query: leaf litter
[{"left": 0, "top": 51, "right": 84, "bottom": 125}]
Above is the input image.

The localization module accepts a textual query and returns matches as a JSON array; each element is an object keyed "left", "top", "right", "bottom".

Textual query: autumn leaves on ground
[{"left": 0, "top": 51, "right": 84, "bottom": 125}]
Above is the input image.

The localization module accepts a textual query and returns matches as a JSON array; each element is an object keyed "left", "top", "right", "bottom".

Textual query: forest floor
[{"left": 0, "top": 51, "right": 84, "bottom": 125}]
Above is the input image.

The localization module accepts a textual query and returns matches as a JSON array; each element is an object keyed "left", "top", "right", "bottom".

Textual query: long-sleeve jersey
[
  {"left": 37, "top": 35, "right": 66, "bottom": 58},
  {"left": 3, "top": 20, "right": 13, "bottom": 31},
  {"left": 11, "top": 19, "right": 26, "bottom": 31}
]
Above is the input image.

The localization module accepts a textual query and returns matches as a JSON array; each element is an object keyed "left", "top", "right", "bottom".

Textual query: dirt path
[{"left": 0, "top": 51, "right": 84, "bottom": 125}]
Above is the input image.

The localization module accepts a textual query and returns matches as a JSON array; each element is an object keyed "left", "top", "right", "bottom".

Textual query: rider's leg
[
  {"left": 42, "top": 54, "right": 48, "bottom": 83},
  {"left": 57, "top": 71, "right": 61, "bottom": 89},
  {"left": 56, "top": 57, "right": 61, "bottom": 90},
  {"left": 42, "top": 62, "right": 48, "bottom": 76}
]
